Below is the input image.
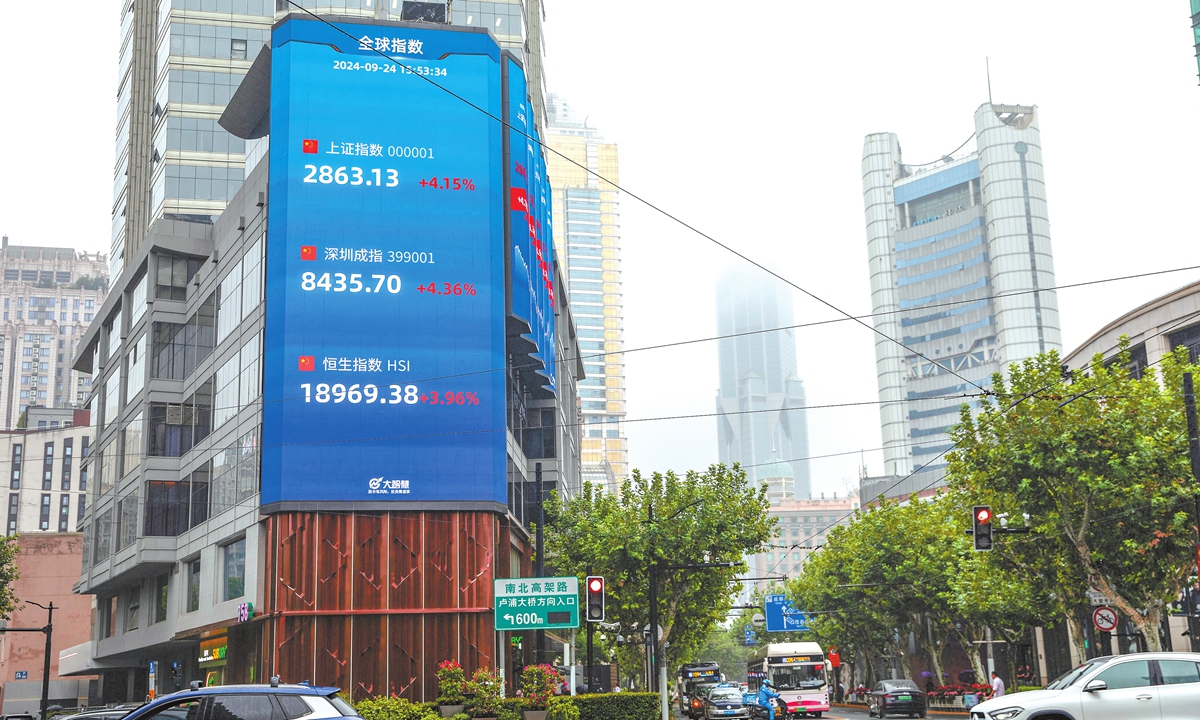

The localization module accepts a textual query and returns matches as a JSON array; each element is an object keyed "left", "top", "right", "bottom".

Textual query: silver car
[
  {"left": 703, "top": 688, "right": 749, "bottom": 720},
  {"left": 971, "top": 652, "right": 1200, "bottom": 720}
]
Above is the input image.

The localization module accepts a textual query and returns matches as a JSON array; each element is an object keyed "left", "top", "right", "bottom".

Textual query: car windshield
[
  {"left": 1045, "top": 658, "right": 1113, "bottom": 690},
  {"left": 710, "top": 690, "right": 742, "bottom": 702},
  {"left": 770, "top": 664, "right": 826, "bottom": 690}
]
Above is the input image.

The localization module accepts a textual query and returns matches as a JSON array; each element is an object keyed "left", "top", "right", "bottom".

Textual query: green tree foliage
[
  {"left": 789, "top": 493, "right": 1044, "bottom": 685},
  {"left": 688, "top": 627, "right": 751, "bottom": 683},
  {"left": 546, "top": 465, "right": 774, "bottom": 673},
  {"left": 947, "top": 347, "right": 1199, "bottom": 652},
  {"left": 0, "top": 536, "right": 18, "bottom": 620}
]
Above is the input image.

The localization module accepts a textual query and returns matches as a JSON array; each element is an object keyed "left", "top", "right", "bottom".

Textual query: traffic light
[
  {"left": 171, "top": 662, "right": 182, "bottom": 689},
  {"left": 973, "top": 506, "right": 993, "bottom": 552},
  {"left": 586, "top": 575, "right": 605, "bottom": 622}
]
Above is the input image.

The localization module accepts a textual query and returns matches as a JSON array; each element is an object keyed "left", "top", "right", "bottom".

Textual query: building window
[
  {"left": 151, "top": 293, "right": 216, "bottom": 381},
  {"left": 154, "top": 574, "right": 169, "bottom": 624},
  {"left": 10, "top": 444, "right": 21, "bottom": 490},
  {"left": 39, "top": 494, "right": 51, "bottom": 530},
  {"left": 223, "top": 538, "right": 246, "bottom": 601},
  {"left": 148, "top": 379, "right": 214, "bottom": 458},
  {"left": 100, "top": 596, "right": 116, "bottom": 639},
  {"left": 58, "top": 494, "right": 69, "bottom": 531},
  {"left": 156, "top": 256, "right": 200, "bottom": 301},
  {"left": 130, "top": 273, "right": 148, "bottom": 325},
  {"left": 186, "top": 558, "right": 201, "bottom": 612},
  {"left": 76, "top": 494, "right": 86, "bottom": 526},
  {"left": 94, "top": 508, "right": 113, "bottom": 563},
  {"left": 41, "top": 442, "right": 53, "bottom": 490},
  {"left": 125, "top": 586, "right": 140, "bottom": 632},
  {"left": 211, "top": 426, "right": 260, "bottom": 517},
  {"left": 79, "top": 436, "right": 89, "bottom": 491},
  {"left": 144, "top": 464, "right": 210, "bottom": 537},
  {"left": 7, "top": 494, "right": 18, "bottom": 535},
  {"left": 124, "top": 411, "right": 143, "bottom": 477},
  {"left": 126, "top": 334, "right": 147, "bottom": 400},
  {"left": 61, "top": 437, "right": 73, "bottom": 490},
  {"left": 116, "top": 489, "right": 139, "bottom": 551}
]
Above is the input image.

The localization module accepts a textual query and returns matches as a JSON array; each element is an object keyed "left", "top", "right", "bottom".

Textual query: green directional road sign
[{"left": 494, "top": 576, "right": 579, "bottom": 631}]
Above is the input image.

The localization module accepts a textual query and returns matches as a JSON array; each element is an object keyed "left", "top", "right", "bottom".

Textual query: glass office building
[
  {"left": 861, "top": 103, "right": 1062, "bottom": 498},
  {"left": 545, "top": 94, "right": 628, "bottom": 492}
]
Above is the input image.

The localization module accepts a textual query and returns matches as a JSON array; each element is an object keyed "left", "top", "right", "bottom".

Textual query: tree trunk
[
  {"left": 1070, "top": 614, "right": 1089, "bottom": 667},
  {"left": 1138, "top": 606, "right": 1163, "bottom": 652}
]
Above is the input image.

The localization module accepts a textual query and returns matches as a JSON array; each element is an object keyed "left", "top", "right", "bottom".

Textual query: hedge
[
  {"left": 558, "top": 693, "right": 659, "bottom": 720},
  {"left": 355, "top": 696, "right": 440, "bottom": 720}
]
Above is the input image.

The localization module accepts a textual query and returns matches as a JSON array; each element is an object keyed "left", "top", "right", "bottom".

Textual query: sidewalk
[{"left": 833, "top": 702, "right": 970, "bottom": 716}]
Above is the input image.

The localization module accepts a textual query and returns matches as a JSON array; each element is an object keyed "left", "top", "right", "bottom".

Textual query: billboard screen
[
  {"left": 505, "top": 57, "right": 556, "bottom": 394},
  {"left": 263, "top": 17, "right": 506, "bottom": 507}
]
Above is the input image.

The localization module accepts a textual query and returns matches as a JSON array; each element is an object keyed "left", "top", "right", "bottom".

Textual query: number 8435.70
[{"left": 301, "top": 272, "right": 401, "bottom": 293}]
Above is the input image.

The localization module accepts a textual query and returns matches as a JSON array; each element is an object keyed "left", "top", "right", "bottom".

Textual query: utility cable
[
  {"left": 279, "top": 0, "right": 991, "bottom": 397},
  {"left": 74, "top": 263, "right": 1200, "bottom": 437}
]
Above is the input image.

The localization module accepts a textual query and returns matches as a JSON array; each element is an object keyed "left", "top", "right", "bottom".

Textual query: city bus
[
  {"left": 747, "top": 642, "right": 829, "bottom": 718},
  {"left": 678, "top": 662, "right": 722, "bottom": 718}
]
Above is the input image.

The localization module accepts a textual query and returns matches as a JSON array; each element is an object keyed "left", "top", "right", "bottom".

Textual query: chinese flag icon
[
  {"left": 302, "top": 139, "right": 318, "bottom": 154},
  {"left": 298, "top": 356, "right": 315, "bottom": 372},
  {"left": 300, "top": 246, "right": 317, "bottom": 261}
]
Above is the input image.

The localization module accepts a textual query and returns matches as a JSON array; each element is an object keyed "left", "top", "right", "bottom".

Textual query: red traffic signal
[
  {"left": 972, "top": 505, "right": 993, "bottom": 552},
  {"left": 586, "top": 575, "right": 605, "bottom": 622}
]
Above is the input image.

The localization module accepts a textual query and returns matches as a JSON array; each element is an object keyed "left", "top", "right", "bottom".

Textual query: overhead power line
[{"left": 280, "top": 0, "right": 993, "bottom": 398}]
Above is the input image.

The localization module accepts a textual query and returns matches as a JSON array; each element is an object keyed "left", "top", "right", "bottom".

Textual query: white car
[{"left": 970, "top": 652, "right": 1200, "bottom": 720}]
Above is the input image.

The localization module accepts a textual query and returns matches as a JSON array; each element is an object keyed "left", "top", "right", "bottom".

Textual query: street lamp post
[
  {"left": 644, "top": 497, "right": 736, "bottom": 720},
  {"left": 0, "top": 601, "right": 56, "bottom": 720}
]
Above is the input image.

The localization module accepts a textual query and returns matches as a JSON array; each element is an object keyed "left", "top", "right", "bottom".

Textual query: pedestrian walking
[{"left": 990, "top": 671, "right": 1005, "bottom": 698}]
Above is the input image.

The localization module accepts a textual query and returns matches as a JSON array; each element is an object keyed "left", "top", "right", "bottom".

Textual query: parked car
[
  {"left": 971, "top": 652, "right": 1200, "bottom": 720},
  {"left": 56, "top": 710, "right": 135, "bottom": 720},
  {"left": 867, "top": 679, "right": 926, "bottom": 718},
  {"left": 702, "top": 687, "right": 750, "bottom": 720},
  {"left": 114, "top": 681, "right": 362, "bottom": 720}
]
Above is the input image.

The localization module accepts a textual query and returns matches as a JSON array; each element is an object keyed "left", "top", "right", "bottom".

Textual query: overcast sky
[{"left": 2, "top": 2, "right": 1198, "bottom": 499}]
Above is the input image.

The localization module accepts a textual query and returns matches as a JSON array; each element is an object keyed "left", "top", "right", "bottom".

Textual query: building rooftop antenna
[{"left": 986, "top": 57, "right": 993, "bottom": 105}]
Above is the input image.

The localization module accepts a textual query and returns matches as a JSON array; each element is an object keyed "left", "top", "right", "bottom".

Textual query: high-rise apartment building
[
  {"left": 861, "top": 103, "right": 1061, "bottom": 498},
  {"left": 112, "top": 0, "right": 546, "bottom": 278},
  {"left": 0, "top": 238, "right": 109, "bottom": 428},
  {"left": 715, "top": 267, "right": 811, "bottom": 498},
  {"left": 545, "top": 94, "right": 627, "bottom": 491},
  {"left": 746, "top": 486, "right": 856, "bottom": 593}
]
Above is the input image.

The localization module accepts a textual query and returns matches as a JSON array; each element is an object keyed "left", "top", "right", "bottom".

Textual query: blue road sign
[
  {"left": 745, "top": 628, "right": 756, "bottom": 645},
  {"left": 14, "top": 671, "right": 27, "bottom": 680},
  {"left": 765, "top": 594, "right": 810, "bottom": 632}
]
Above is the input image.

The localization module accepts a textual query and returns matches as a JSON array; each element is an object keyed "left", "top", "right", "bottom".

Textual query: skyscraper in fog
[
  {"left": 861, "top": 103, "right": 1061, "bottom": 499},
  {"left": 715, "top": 267, "right": 811, "bottom": 499}
]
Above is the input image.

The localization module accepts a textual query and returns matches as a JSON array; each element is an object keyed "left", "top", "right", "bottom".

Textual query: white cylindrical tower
[
  {"left": 861, "top": 133, "right": 911, "bottom": 476},
  {"left": 975, "top": 104, "right": 1063, "bottom": 367}
]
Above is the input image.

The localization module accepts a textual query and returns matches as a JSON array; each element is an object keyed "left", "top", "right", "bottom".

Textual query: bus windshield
[{"left": 770, "top": 664, "right": 826, "bottom": 691}]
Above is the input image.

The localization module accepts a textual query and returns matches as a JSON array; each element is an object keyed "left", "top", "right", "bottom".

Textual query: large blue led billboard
[
  {"left": 263, "top": 17, "right": 506, "bottom": 507},
  {"left": 505, "top": 57, "right": 557, "bottom": 395}
]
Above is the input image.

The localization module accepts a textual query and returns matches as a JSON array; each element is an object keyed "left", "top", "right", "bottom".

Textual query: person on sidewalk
[{"left": 990, "top": 671, "right": 1006, "bottom": 698}]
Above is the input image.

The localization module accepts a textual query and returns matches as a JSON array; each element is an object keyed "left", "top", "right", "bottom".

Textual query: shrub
[
  {"left": 356, "top": 696, "right": 441, "bottom": 720},
  {"left": 450, "top": 715, "right": 470, "bottom": 720},
  {"left": 437, "top": 660, "right": 467, "bottom": 705},
  {"left": 558, "top": 693, "right": 658, "bottom": 720},
  {"left": 466, "top": 667, "right": 503, "bottom": 718},
  {"left": 520, "top": 664, "right": 565, "bottom": 710},
  {"left": 546, "top": 696, "right": 580, "bottom": 720}
]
